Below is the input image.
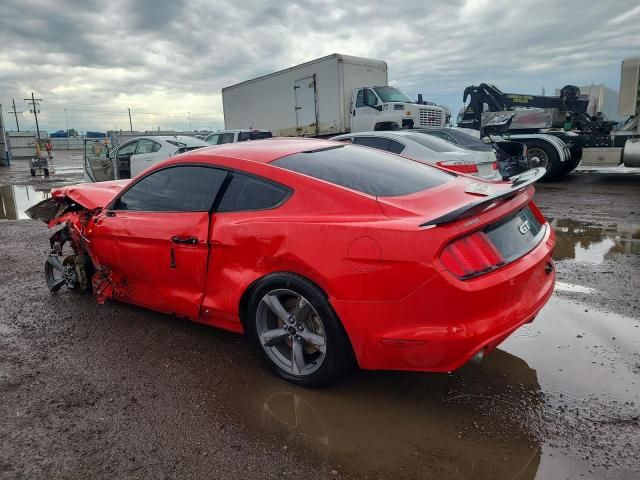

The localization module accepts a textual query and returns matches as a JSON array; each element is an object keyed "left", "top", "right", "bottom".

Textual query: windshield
[
  {"left": 373, "top": 86, "right": 413, "bottom": 103},
  {"left": 273, "top": 144, "right": 452, "bottom": 197}
]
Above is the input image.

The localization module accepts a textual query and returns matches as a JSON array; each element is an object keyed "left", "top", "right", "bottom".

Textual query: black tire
[
  {"left": 43, "top": 168, "right": 50, "bottom": 177},
  {"left": 246, "top": 272, "right": 353, "bottom": 387},
  {"left": 559, "top": 155, "right": 580, "bottom": 175},
  {"left": 525, "top": 140, "right": 561, "bottom": 181},
  {"left": 30, "top": 168, "right": 36, "bottom": 176}
]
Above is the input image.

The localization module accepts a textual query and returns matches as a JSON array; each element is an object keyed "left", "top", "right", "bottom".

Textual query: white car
[
  {"left": 204, "top": 129, "right": 272, "bottom": 145},
  {"left": 84, "top": 135, "right": 209, "bottom": 182},
  {"left": 332, "top": 131, "right": 501, "bottom": 181}
]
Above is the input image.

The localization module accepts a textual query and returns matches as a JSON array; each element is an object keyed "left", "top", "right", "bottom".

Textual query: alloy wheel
[{"left": 255, "top": 289, "right": 327, "bottom": 377}]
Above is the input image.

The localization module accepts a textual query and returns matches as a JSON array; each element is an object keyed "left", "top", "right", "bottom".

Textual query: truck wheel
[
  {"left": 559, "top": 155, "right": 581, "bottom": 175},
  {"left": 247, "top": 272, "right": 353, "bottom": 386},
  {"left": 43, "top": 168, "right": 50, "bottom": 177},
  {"left": 525, "top": 140, "right": 560, "bottom": 181}
]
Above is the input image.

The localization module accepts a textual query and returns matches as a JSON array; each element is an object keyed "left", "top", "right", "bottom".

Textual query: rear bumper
[{"left": 333, "top": 226, "right": 555, "bottom": 372}]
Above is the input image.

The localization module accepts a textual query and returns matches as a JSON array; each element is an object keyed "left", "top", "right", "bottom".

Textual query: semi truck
[
  {"left": 458, "top": 57, "right": 640, "bottom": 179},
  {"left": 222, "top": 53, "right": 449, "bottom": 137}
]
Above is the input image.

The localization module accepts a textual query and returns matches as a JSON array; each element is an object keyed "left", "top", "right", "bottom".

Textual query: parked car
[
  {"left": 28, "top": 139, "right": 554, "bottom": 386},
  {"left": 84, "top": 135, "right": 209, "bottom": 182},
  {"left": 204, "top": 129, "right": 273, "bottom": 145},
  {"left": 415, "top": 127, "right": 530, "bottom": 178},
  {"left": 332, "top": 131, "right": 502, "bottom": 180}
]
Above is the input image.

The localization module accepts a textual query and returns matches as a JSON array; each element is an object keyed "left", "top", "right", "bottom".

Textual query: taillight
[
  {"left": 440, "top": 231, "right": 505, "bottom": 278},
  {"left": 436, "top": 160, "right": 479, "bottom": 175},
  {"left": 492, "top": 161, "right": 498, "bottom": 170}
]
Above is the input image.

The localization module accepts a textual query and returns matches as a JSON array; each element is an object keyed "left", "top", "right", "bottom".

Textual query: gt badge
[{"left": 518, "top": 220, "right": 531, "bottom": 234}]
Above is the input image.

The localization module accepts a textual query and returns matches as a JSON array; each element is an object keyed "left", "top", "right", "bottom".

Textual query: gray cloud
[{"left": 1, "top": 0, "right": 639, "bottom": 132}]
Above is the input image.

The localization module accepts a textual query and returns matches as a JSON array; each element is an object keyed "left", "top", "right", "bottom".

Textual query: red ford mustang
[{"left": 28, "top": 139, "right": 555, "bottom": 386}]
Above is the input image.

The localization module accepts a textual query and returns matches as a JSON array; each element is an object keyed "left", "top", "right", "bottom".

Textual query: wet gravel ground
[{"left": 1, "top": 156, "right": 639, "bottom": 479}]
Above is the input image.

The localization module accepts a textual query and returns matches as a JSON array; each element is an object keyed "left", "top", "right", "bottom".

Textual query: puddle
[
  {"left": 0, "top": 184, "right": 51, "bottom": 220},
  {"left": 551, "top": 218, "right": 640, "bottom": 263},
  {"left": 209, "top": 297, "right": 640, "bottom": 479}
]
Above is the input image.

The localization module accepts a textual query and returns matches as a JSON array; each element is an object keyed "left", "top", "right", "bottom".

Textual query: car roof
[
  {"left": 208, "top": 129, "right": 270, "bottom": 134},
  {"left": 124, "top": 135, "right": 208, "bottom": 146},
  {"left": 335, "top": 130, "right": 424, "bottom": 138},
  {"left": 179, "top": 138, "right": 339, "bottom": 164},
  {"left": 333, "top": 130, "right": 466, "bottom": 146}
]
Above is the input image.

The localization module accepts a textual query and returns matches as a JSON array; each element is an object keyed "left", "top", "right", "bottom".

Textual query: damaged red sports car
[{"left": 27, "top": 139, "right": 555, "bottom": 386}]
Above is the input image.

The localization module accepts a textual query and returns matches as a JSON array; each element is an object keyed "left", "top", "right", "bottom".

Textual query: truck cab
[{"left": 350, "top": 86, "right": 449, "bottom": 132}]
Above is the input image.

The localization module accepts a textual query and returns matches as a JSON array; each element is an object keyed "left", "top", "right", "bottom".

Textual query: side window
[
  {"left": 356, "top": 89, "right": 365, "bottom": 108},
  {"left": 206, "top": 134, "right": 220, "bottom": 145},
  {"left": 220, "top": 133, "right": 235, "bottom": 144},
  {"left": 217, "top": 173, "right": 290, "bottom": 212},
  {"left": 114, "top": 166, "right": 228, "bottom": 212},
  {"left": 364, "top": 89, "right": 378, "bottom": 107},
  {"left": 135, "top": 139, "right": 160, "bottom": 154},
  {"left": 117, "top": 141, "right": 137, "bottom": 157},
  {"left": 387, "top": 139, "right": 405, "bottom": 154},
  {"left": 353, "top": 136, "right": 391, "bottom": 151}
]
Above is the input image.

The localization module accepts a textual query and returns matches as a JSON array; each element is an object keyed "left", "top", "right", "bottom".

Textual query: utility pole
[
  {"left": 128, "top": 108, "right": 133, "bottom": 132},
  {"left": 9, "top": 99, "right": 22, "bottom": 131},
  {"left": 24, "top": 92, "right": 42, "bottom": 140}
]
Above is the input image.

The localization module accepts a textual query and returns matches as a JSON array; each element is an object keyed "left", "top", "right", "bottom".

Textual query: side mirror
[
  {"left": 375, "top": 105, "right": 382, "bottom": 112},
  {"left": 417, "top": 93, "right": 424, "bottom": 104}
]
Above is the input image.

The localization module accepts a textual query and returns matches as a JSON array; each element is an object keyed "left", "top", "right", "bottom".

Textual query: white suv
[{"left": 204, "top": 129, "right": 272, "bottom": 145}]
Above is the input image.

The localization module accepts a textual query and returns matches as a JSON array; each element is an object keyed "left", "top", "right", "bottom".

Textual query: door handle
[
  {"left": 105, "top": 211, "right": 116, "bottom": 217},
  {"left": 171, "top": 236, "right": 199, "bottom": 245}
]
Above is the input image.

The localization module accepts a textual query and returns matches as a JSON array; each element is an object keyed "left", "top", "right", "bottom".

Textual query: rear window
[
  {"left": 404, "top": 133, "right": 464, "bottom": 153},
  {"left": 217, "top": 173, "right": 289, "bottom": 212},
  {"left": 272, "top": 145, "right": 452, "bottom": 197},
  {"left": 238, "top": 131, "right": 273, "bottom": 141}
]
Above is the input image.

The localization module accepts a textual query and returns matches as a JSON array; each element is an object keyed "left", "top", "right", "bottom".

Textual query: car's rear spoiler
[{"left": 420, "top": 167, "right": 546, "bottom": 227}]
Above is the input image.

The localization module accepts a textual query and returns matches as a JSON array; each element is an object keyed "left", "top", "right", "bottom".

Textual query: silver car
[{"left": 332, "top": 131, "right": 501, "bottom": 181}]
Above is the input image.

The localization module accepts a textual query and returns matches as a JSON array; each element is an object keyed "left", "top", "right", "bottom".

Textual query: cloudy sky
[{"left": 1, "top": 0, "right": 639, "bottom": 133}]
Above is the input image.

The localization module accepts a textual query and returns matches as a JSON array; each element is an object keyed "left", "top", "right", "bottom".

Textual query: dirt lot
[{"left": 1, "top": 154, "right": 639, "bottom": 479}]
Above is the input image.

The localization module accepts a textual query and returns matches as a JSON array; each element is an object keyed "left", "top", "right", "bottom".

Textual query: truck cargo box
[{"left": 222, "top": 54, "right": 388, "bottom": 136}]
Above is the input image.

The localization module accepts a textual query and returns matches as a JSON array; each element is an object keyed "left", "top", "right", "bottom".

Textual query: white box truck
[{"left": 222, "top": 53, "right": 448, "bottom": 137}]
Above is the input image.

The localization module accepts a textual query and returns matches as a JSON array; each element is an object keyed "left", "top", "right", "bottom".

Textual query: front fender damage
[{"left": 26, "top": 194, "right": 118, "bottom": 303}]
